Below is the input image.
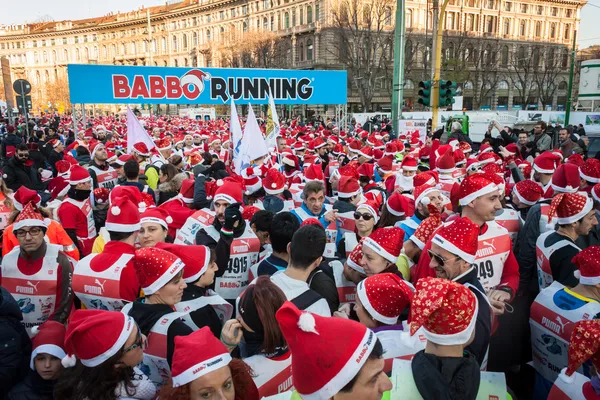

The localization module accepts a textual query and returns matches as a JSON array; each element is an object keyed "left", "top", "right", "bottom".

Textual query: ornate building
[{"left": 0, "top": 0, "right": 585, "bottom": 114}]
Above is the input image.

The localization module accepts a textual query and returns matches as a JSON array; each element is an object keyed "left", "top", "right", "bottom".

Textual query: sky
[{"left": 1, "top": 0, "right": 600, "bottom": 48}]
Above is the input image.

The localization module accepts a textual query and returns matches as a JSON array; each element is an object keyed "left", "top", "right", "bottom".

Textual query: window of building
[
  {"left": 503, "top": 19, "right": 510, "bottom": 35},
  {"left": 34, "top": 52, "right": 39, "bottom": 63},
  {"left": 466, "top": 14, "right": 475, "bottom": 31},
  {"left": 505, "top": 2, "right": 511, "bottom": 11},
  {"left": 285, "top": 12, "right": 290, "bottom": 28},
  {"left": 193, "top": 32, "right": 198, "bottom": 46},
  {"left": 64, "top": 49, "right": 69, "bottom": 61},
  {"left": 315, "top": 3, "right": 320, "bottom": 21},
  {"left": 193, "top": 17, "right": 198, "bottom": 26},
  {"left": 446, "top": 12, "right": 455, "bottom": 30},
  {"left": 0, "top": 44, "right": 4, "bottom": 50},
  {"left": 231, "top": 8, "right": 236, "bottom": 17},
  {"left": 407, "top": 10, "right": 413, "bottom": 28},
  {"left": 76, "top": 48, "right": 81, "bottom": 61},
  {"left": 517, "top": 46, "right": 525, "bottom": 66},
  {"left": 537, "top": 5, "right": 543, "bottom": 15},
  {"left": 300, "top": 7, "right": 304, "bottom": 24},
  {"left": 271, "top": 16, "right": 275, "bottom": 31},
  {"left": 551, "top": 7, "right": 557, "bottom": 16},
  {"left": 264, "top": 17, "right": 268, "bottom": 30},
  {"left": 307, "top": 6, "right": 313, "bottom": 23},
  {"left": 566, "top": 9, "right": 572, "bottom": 18},
  {"left": 299, "top": 42, "right": 304, "bottom": 61},
  {"left": 550, "top": 23, "right": 556, "bottom": 38},
  {"left": 519, "top": 20, "right": 526, "bottom": 36},
  {"left": 74, "top": 37, "right": 79, "bottom": 44},
  {"left": 220, "top": 11, "right": 225, "bottom": 20},
  {"left": 558, "top": 81, "right": 568, "bottom": 90},
  {"left": 464, "top": 81, "right": 474, "bottom": 89},
  {"left": 183, "top": 34, "right": 188, "bottom": 49},
  {"left": 292, "top": 9, "right": 297, "bottom": 26},
  {"left": 173, "top": 36, "right": 178, "bottom": 51},
  {"left": 534, "top": 21, "right": 541, "bottom": 37},
  {"left": 63, "top": 38, "right": 67, "bottom": 45},
  {"left": 561, "top": 49, "right": 568, "bottom": 67},
  {"left": 487, "top": 0, "right": 494, "bottom": 9},
  {"left": 243, "top": 22, "right": 248, "bottom": 32},
  {"left": 564, "top": 24, "right": 571, "bottom": 40},
  {"left": 486, "top": 16, "right": 494, "bottom": 32},
  {"left": 242, "top": 5, "right": 248, "bottom": 15},
  {"left": 501, "top": 45, "right": 509, "bottom": 65},
  {"left": 264, "top": 0, "right": 269, "bottom": 9},
  {"left": 307, "top": 39, "right": 313, "bottom": 60},
  {"left": 161, "top": 37, "right": 167, "bottom": 51},
  {"left": 521, "top": 4, "right": 527, "bottom": 13}
]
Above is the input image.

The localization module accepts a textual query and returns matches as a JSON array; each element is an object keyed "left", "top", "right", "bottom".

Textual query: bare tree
[
  {"left": 329, "top": 0, "right": 395, "bottom": 111},
  {"left": 535, "top": 45, "right": 567, "bottom": 108},
  {"left": 219, "top": 31, "right": 288, "bottom": 68},
  {"left": 507, "top": 44, "right": 537, "bottom": 108}
]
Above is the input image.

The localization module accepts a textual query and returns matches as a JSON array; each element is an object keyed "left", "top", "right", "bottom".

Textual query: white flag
[
  {"left": 265, "top": 93, "right": 280, "bottom": 149},
  {"left": 126, "top": 107, "right": 155, "bottom": 154},
  {"left": 236, "top": 105, "right": 268, "bottom": 172},
  {"left": 230, "top": 99, "right": 244, "bottom": 172}
]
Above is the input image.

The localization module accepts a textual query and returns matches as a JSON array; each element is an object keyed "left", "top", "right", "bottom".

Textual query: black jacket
[
  {"left": 308, "top": 261, "right": 340, "bottom": 315},
  {"left": 2, "top": 134, "right": 22, "bottom": 158},
  {"left": 0, "top": 287, "right": 32, "bottom": 394},
  {"left": 454, "top": 269, "right": 492, "bottom": 368},
  {"left": 7, "top": 369, "right": 55, "bottom": 400},
  {"left": 3, "top": 156, "right": 45, "bottom": 192},
  {"left": 47, "top": 150, "right": 63, "bottom": 177},
  {"left": 126, "top": 300, "right": 193, "bottom": 367},
  {"left": 180, "top": 286, "right": 223, "bottom": 338}
]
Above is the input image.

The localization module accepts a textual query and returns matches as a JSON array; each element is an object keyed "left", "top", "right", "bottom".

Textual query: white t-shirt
[{"left": 270, "top": 271, "right": 331, "bottom": 317}]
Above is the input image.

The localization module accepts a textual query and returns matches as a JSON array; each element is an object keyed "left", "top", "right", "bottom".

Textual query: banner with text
[{"left": 67, "top": 64, "right": 347, "bottom": 105}]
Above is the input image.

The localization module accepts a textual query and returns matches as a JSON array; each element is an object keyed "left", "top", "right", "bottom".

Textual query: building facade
[{"left": 0, "top": 0, "right": 585, "bottom": 114}]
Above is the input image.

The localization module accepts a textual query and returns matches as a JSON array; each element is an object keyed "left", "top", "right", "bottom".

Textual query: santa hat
[
  {"left": 292, "top": 142, "right": 305, "bottom": 152},
  {"left": 304, "top": 164, "right": 324, "bottom": 182},
  {"left": 418, "top": 146, "right": 431, "bottom": 160},
  {"left": 513, "top": 180, "right": 543, "bottom": 206},
  {"left": 69, "top": 165, "right": 91, "bottom": 185},
  {"left": 276, "top": 301, "right": 377, "bottom": 399},
  {"left": 133, "top": 247, "right": 185, "bottom": 295},
  {"left": 105, "top": 196, "right": 141, "bottom": 232},
  {"left": 557, "top": 319, "right": 600, "bottom": 384},
  {"left": 580, "top": 160, "right": 600, "bottom": 184},
  {"left": 170, "top": 327, "right": 232, "bottom": 387},
  {"left": 410, "top": 278, "right": 478, "bottom": 345},
  {"left": 459, "top": 141, "right": 472, "bottom": 154},
  {"left": 551, "top": 163, "right": 580, "bottom": 193},
  {"left": 89, "top": 141, "right": 105, "bottom": 160},
  {"left": 414, "top": 184, "right": 439, "bottom": 207},
  {"left": 13, "top": 186, "right": 41, "bottom": 211},
  {"left": 458, "top": 174, "right": 497, "bottom": 206},
  {"left": 48, "top": 138, "right": 62, "bottom": 148},
  {"left": 386, "top": 192, "right": 408, "bottom": 217},
  {"left": 93, "top": 187, "right": 109, "bottom": 204},
  {"left": 109, "top": 186, "right": 145, "bottom": 210},
  {"left": 62, "top": 310, "right": 136, "bottom": 368},
  {"left": 188, "top": 152, "right": 203, "bottom": 167},
  {"left": 263, "top": 169, "right": 286, "bottom": 195},
  {"left": 436, "top": 150, "right": 456, "bottom": 173},
  {"left": 140, "top": 208, "right": 173, "bottom": 230},
  {"left": 363, "top": 227, "right": 405, "bottom": 263},
  {"left": 533, "top": 152, "right": 559, "bottom": 174},
  {"left": 479, "top": 143, "right": 493, "bottom": 154},
  {"left": 410, "top": 212, "right": 443, "bottom": 250},
  {"left": 179, "top": 179, "right": 195, "bottom": 204},
  {"left": 385, "top": 142, "right": 397, "bottom": 156},
  {"left": 548, "top": 193, "right": 593, "bottom": 225},
  {"left": 337, "top": 164, "right": 359, "bottom": 180},
  {"left": 14, "top": 202, "right": 48, "bottom": 231},
  {"left": 477, "top": 152, "right": 500, "bottom": 166},
  {"left": 401, "top": 155, "right": 418, "bottom": 171},
  {"left": 431, "top": 217, "right": 480, "bottom": 263},
  {"left": 358, "top": 146, "right": 374, "bottom": 160},
  {"left": 356, "top": 200, "right": 380, "bottom": 223},
  {"left": 571, "top": 245, "right": 600, "bottom": 286},
  {"left": 49, "top": 177, "right": 71, "bottom": 200},
  {"left": 593, "top": 183, "right": 600, "bottom": 203},
  {"left": 356, "top": 273, "right": 413, "bottom": 325},
  {"left": 242, "top": 205, "right": 261, "bottom": 221},
  {"left": 347, "top": 240, "right": 366, "bottom": 274},
  {"left": 376, "top": 156, "right": 393, "bottom": 174},
  {"left": 337, "top": 176, "right": 361, "bottom": 198},
  {"left": 373, "top": 149, "right": 384, "bottom": 161},
  {"left": 155, "top": 137, "right": 172, "bottom": 151},
  {"left": 209, "top": 135, "right": 221, "bottom": 145},
  {"left": 114, "top": 154, "right": 133, "bottom": 167},
  {"left": 156, "top": 243, "right": 211, "bottom": 284},
  {"left": 567, "top": 153, "right": 585, "bottom": 167},
  {"left": 214, "top": 179, "right": 243, "bottom": 205},
  {"left": 312, "top": 137, "right": 327, "bottom": 149},
  {"left": 413, "top": 171, "right": 437, "bottom": 187},
  {"left": 30, "top": 320, "right": 66, "bottom": 370},
  {"left": 55, "top": 160, "right": 71, "bottom": 178},
  {"left": 282, "top": 154, "right": 300, "bottom": 170},
  {"left": 133, "top": 143, "right": 151, "bottom": 157},
  {"left": 357, "top": 163, "right": 375, "bottom": 181}
]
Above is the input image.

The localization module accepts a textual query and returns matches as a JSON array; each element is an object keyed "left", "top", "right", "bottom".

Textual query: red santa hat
[
  {"left": 410, "top": 278, "right": 478, "bottom": 345},
  {"left": 49, "top": 177, "right": 71, "bottom": 200},
  {"left": 171, "top": 327, "right": 232, "bottom": 387},
  {"left": 533, "top": 152, "right": 560, "bottom": 174},
  {"left": 156, "top": 242, "right": 212, "bottom": 284},
  {"left": 62, "top": 310, "right": 136, "bottom": 368},
  {"left": 69, "top": 165, "right": 91, "bottom": 185},
  {"left": 140, "top": 207, "right": 173, "bottom": 230},
  {"left": 48, "top": 138, "right": 62, "bottom": 148},
  {"left": 179, "top": 179, "right": 195, "bottom": 204},
  {"left": 133, "top": 142, "right": 151, "bottom": 157},
  {"left": 356, "top": 163, "right": 375, "bottom": 181},
  {"left": 513, "top": 180, "right": 544, "bottom": 206},
  {"left": 413, "top": 171, "right": 437, "bottom": 187},
  {"left": 214, "top": 179, "right": 243, "bottom": 205},
  {"left": 356, "top": 273, "right": 413, "bottom": 325},
  {"left": 13, "top": 186, "right": 41, "bottom": 211},
  {"left": 551, "top": 163, "right": 580, "bottom": 193},
  {"left": 263, "top": 169, "right": 286, "bottom": 195},
  {"left": 292, "top": 141, "right": 305, "bottom": 152},
  {"left": 14, "top": 202, "right": 48, "bottom": 231},
  {"left": 410, "top": 211, "right": 443, "bottom": 250},
  {"left": 356, "top": 200, "right": 380, "bottom": 223},
  {"left": 303, "top": 164, "right": 325, "bottom": 182},
  {"left": 114, "top": 154, "right": 133, "bottom": 166},
  {"left": 358, "top": 146, "right": 374, "bottom": 160},
  {"left": 548, "top": 192, "right": 593, "bottom": 225},
  {"left": 337, "top": 176, "right": 361, "bottom": 198},
  {"left": 580, "top": 160, "right": 600, "bottom": 184},
  {"left": 385, "top": 142, "right": 397, "bottom": 156},
  {"left": 347, "top": 240, "right": 366, "bottom": 274},
  {"left": 593, "top": 183, "right": 600, "bottom": 203},
  {"left": 55, "top": 160, "right": 71, "bottom": 178},
  {"left": 242, "top": 205, "right": 261, "bottom": 221},
  {"left": 312, "top": 137, "right": 327, "bottom": 149},
  {"left": 386, "top": 192, "right": 408, "bottom": 217},
  {"left": 155, "top": 137, "right": 172, "bottom": 151},
  {"left": 105, "top": 196, "right": 141, "bottom": 232},
  {"left": 401, "top": 155, "right": 418, "bottom": 171},
  {"left": 376, "top": 156, "right": 393, "bottom": 174},
  {"left": 571, "top": 245, "right": 600, "bottom": 286},
  {"left": 363, "top": 226, "right": 405, "bottom": 263},
  {"left": 93, "top": 187, "right": 109, "bottom": 204},
  {"left": 557, "top": 319, "right": 600, "bottom": 384},
  {"left": 275, "top": 301, "right": 377, "bottom": 399},
  {"left": 459, "top": 141, "right": 472, "bottom": 154},
  {"left": 479, "top": 143, "right": 493, "bottom": 154},
  {"left": 458, "top": 174, "right": 497, "bottom": 206},
  {"left": 414, "top": 183, "right": 439, "bottom": 207},
  {"left": 89, "top": 141, "right": 105, "bottom": 160},
  {"left": 436, "top": 150, "right": 456, "bottom": 173},
  {"left": 418, "top": 146, "right": 431, "bottom": 160},
  {"left": 133, "top": 247, "right": 185, "bottom": 295},
  {"left": 30, "top": 320, "right": 66, "bottom": 370},
  {"left": 431, "top": 217, "right": 480, "bottom": 263}
]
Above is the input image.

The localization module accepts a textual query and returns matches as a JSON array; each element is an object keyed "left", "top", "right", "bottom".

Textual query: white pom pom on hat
[
  {"left": 217, "top": 179, "right": 224, "bottom": 186},
  {"left": 61, "top": 354, "right": 77, "bottom": 368},
  {"left": 166, "top": 216, "right": 173, "bottom": 224},
  {"left": 30, "top": 325, "right": 40, "bottom": 336},
  {"left": 297, "top": 312, "right": 319, "bottom": 335},
  {"left": 111, "top": 206, "right": 121, "bottom": 216},
  {"left": 421, "top": 196, "right": 431, "bottom": 205}
]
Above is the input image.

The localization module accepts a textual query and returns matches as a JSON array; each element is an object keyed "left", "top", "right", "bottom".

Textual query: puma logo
[
  {"left": 94, "top": 279, "right": 106, "bottom": 293},
  {"left": 16, "top": 281, "right": 40, "bottom": 294},
  {"left": 555, "top": 316, "right": 571, "bottom": 333},
  {"left": 28, "top": 281, "right": 40, "bottom": 292},
  {"left": 483, "top": 240, "right": 496, "bottom": 251}
]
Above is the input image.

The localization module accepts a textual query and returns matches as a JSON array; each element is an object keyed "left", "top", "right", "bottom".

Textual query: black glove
[{"left": 222, "top": 203, "right": 242, "bottom": 234}]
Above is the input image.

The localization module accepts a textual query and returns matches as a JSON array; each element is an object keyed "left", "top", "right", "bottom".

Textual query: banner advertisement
[{"left": 67, "top": 64, "right": 347, "bottom": 105}]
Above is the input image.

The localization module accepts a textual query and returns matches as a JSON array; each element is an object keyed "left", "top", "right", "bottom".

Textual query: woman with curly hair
[
  {"left": 159, "top": 327, "right": 259, "bottom": 400},
  {"left": 54, "top": 310, "right": 156, "bottom": 400}
]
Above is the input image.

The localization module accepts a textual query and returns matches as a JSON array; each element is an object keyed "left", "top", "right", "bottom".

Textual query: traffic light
[
  {"left": 418, "top": 81, "right": 432, "bottom": 107},
  {"left": 439, "top": 80, "right": 458, "bottom": 107}
]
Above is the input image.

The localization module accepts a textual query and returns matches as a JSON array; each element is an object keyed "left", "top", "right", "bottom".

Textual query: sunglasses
[
  {"left": 122, "top": 325, "right": 146, "bottom": 354},
  {"left": 427, "top": 249, "right": 460, "bottom": 267},
  {"left": 354, "top": 212, "right": 374, "bottom": 221}
]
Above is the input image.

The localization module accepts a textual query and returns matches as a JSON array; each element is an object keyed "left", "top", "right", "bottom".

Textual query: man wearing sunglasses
[{"left": 3, "top": 144, "right": 46, "bottom": 193}]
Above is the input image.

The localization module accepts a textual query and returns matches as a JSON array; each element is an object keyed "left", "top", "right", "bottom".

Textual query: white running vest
[
  {"left": 174, "top": 291, "right": 233, "bottom": 331},
  {"left": 548, "top": 370, "right": 594, "bottom": 400},
  {"left": 62, "top": 198, "right": 97, "bottom": 240},
  {"left": 495, "top": 208, "right": 520, "bottom": 243},
  {"left": 378, "top": 328, "right": 427, "bottom": 374},
  {"left": 72, "top": 253, "right": 134, "bottom": 311},
  {"left": 473, "top": 221, "right": 512, "bottom": 291},
  {"left": 88, "top": 165, "right": 118, "bottom": 190},
  {"left": 535, "top": 231, "right": 580, "bottom": 291},
  {"left": 1, "top": 244, "right": 60, "bottom": 337},
  {"left": 331, "top": 260, "right": 357, "bottom": 304},
  {"left": 343, "top": 232, "right": 359, "bottom": 259},
  {"left": 529, "top": 281, "right": 600, "bottom": 383},
  {"left": 244, "top": 353, "right": 293, "bottom": 398}
]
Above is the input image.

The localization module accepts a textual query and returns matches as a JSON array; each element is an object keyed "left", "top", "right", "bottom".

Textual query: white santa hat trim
[
  {"left": 459, "top": 182, "right": 498, "bottom": 206},
  {"left": 14, "top": 218, "right": 48, "bottom": 231},
  {"left": 264, "top": 184, "right": 285, "bottom": 196},
  {"left": 30, "top": 344, "right": 66, "bottom": 370},
  {"left": 557, "top": 368, "right": 576, "bottom": 384},
  {"left": 172, "top": 353, "right": 232, "bottom": 388},
  {"left": 576, "top": 272, "right": 600, "bottom": 285},
  {"left": 141, "top": 216, "right": 169, "bottom": 230},
  {"left": 347, "top": 257, "right": 365, "bottom": 274},
  {"left": 533, "top": 163, "right": 555, "bottom": 175},
  {"left": 422, "top": 294, "right": 478, "bottom": 345},
  {"left": 337, "top": 187, "right": 361, "bottom": 199},
  {"left": 437, "top": 166, "right": 456, "bottom": 174},
  {"left": 415, "top": 187, "right": 439, "bottom": 207},
  {"left": 402, "top": 165, "right": 418, "bottom": 172},
  {"left": 104, "top": 221, "right": 141, "bottom": 233},
  {"left": 431, "top": 232, "right": 476, "bottom": 264},
  {"left": 69, "top": 176, "right": 92, "bottom": 185},
  {"left": 551, "top": 182, "right": 579, "bottom": 194},
  {"left": 357, "top": 280, "right": 398, "bottom": 325},
  {"left": 301, "top": 329, "right": 376, "bottom": 400},
  {"left": 357, "top": 203, "right": 379, "bottom": 223},
  {"left": 580, "top": 170, "right": 600, "bottom": 184},
  {"left": 213, "top": 194, "right": 236, "bottom": 205},
  {"left": 183, "top": 249, "right": 212, "bottom": 284},
  {"left": 358, "top": 150, "right": 373, "bottom": 159},
  {"left": 363, "top": 237, "right": 396, "bottom": 263},
  {"left": 143, "top": 258, "right": 185, "bottom": 295},
  {"left": 179, "top": 193, "right": 194, "bottom": 204},
  {"left": 513, "top": 186, "right": 536, "bottom": 206},
  {"left": 82, "top": 315, "right": 135, "bottom": 367},
  {"left": 555, "top": 196, "right": 593, "bottom": 225}
]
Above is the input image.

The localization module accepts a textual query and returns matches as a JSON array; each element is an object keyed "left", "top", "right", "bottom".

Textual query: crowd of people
[{"left": 0, "top": 112, "right": 599, "bottom": 400}]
